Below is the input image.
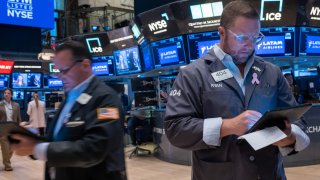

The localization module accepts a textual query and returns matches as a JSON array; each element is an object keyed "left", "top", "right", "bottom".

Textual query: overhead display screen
[
  {"left": 255, "top": 27, "right": 295, "bottom": 57},
  {"left": 150, "top": 36, "right": 186, "bottom": 68},
  {"left": 187, "top": 31, "right": 220, "bottom": 62},
  {"left": 299, "top": 27, "right": 320, "bottom": 56},
  {"left": 113, "top": 46, "right": 142, "bottom": 75},
  {"left": 92, "top": 56, "right": 115, "bottom": 76},
  {"left": 0, "top": 0, "right": 54, "bottom": 29}
]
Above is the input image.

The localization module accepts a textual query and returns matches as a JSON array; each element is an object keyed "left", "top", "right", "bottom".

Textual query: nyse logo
[
  {"left": 86, "top": 38, "right": 103, "bottom": 53},
  {"left": 148, "top": 20, "right": 167, "bottom": 32},
  {"left": 7, "top": 0, "right": 33, "bottom": 20},
  {"left": 310, "top": 7, "right": 320, "bottom": 16},
  {"left": 260, "top": 0, "right": 283, "bottom": 21}
]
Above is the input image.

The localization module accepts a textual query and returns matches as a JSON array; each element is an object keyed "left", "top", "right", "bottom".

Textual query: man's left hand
[
  {"left": 273, "top": 120, "right": 296, "bottom": 147},
  {"left": 10, "top": 134, "right": 38, "bottom": 156}
]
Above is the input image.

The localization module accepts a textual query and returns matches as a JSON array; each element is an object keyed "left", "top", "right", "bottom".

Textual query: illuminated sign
[
  {"left": 190, "top": 2, "right": 223, "bottom": 19},
  {"left": 159, "top": 46, "right": 179, "bottom": 65},
  {"left": 0, "top": 60, "right": 14, "bottom": 74},
  {"left": 310, "top": 6, "right": 320, "bottom": 21},
  {"left": 0, "top": 0, "right": 54, "bottom": 29},
  {"left": 147, "top": 13, "right": 170, "bottom": 35},
  {"left": 92, "top": 62, "right": 109, "bottom": 75},
  {"left": 260, "top": 0, "right": 283, "bottom": 21},
  {"left": 48, "top": 79, "right": 63, "bottom": 87},
  {"left": 86, "top": 38, "right": 103, "bottom": 53},
  {"left": 49, "top": 63, "right": 59, "bottom": 73}
]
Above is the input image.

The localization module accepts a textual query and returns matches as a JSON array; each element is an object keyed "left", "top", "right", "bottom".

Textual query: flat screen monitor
[
  {"left": 187, "top": 31, "right": 220, "bottom": 62},
  {"left": 92, "top": 56, "right": 115, "bottom": 76},
  {"left": 294, "top": 70, "right": 318, "bottom": 77},
  {"left": 12, "top": 72, "right": 42, "bottom": 89},
  {"left": 134, "top": 91, "right": 157, "bottom": 108},
  {"left": 140, "top": 41, "right": 154, "bottom": 72},
  {"left": 113, "top": 46, "right": 142, "bottom": 75},
  {"left": 255, "top": 27, "right": 295, "bottom": 57},
  {"left": 12, "top": 90, "right": 24, "bottom": 100},
  {"left": 47, "top": 78, "right": 63, "bottom": 88},
  {"left": 299, "top": 27, "right": 320, "bottom": 56},
  {"left": 0, "top": 75, "right": 9, "bottom": 88},
  {"left": 150, "top": 36, "right": 186, "bottom": 68}
]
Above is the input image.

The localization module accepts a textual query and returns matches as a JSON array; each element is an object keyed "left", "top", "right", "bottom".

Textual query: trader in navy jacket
[
  {"left": 11, "top": 41, "right": 127, "bottom": 180},
  {"left": 165, "top": 1, "right": 310, "bottom": 180}
]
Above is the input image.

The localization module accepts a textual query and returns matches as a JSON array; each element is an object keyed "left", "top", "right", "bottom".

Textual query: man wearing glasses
[
  {"left": 10, "top": 41, "right": 127, "bottom": 180},
  {"left": 165, "top": 1, "right": 309, "bottom": 180}
]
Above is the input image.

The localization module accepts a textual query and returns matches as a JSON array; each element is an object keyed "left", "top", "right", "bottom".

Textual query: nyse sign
[
  {"left": 7, "top": 0, "right": 33, "bottom": 20},
  {"left": 310, "top": 6, "right": 320, "bottom": 21}
]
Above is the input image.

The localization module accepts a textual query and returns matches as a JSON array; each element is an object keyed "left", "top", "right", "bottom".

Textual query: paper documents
[{"left": 238, "top": 126, "right": 287, "bottom": 151}]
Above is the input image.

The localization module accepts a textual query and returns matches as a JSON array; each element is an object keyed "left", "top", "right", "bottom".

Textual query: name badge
[
  {"left": 77, "top": 93, "right": 92, "bottom": 105},
  {"left": 211, "top": 69, "right": 233, "bottom": 82}
]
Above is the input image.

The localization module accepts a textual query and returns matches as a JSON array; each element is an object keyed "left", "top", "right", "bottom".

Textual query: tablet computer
[
  {"left": 246, "top": 103, "right": 313, "bottom": 134},
  {"left": 0, "top": 121, "right": 46, "bottom": 141}
]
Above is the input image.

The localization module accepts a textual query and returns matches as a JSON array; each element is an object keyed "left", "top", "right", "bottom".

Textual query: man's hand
[
  {"left": 10, "top": 134, "right": 38, "bottom": 156},
  {"left": 273, "top": 120, "right": 296, "bottom": 147},
  {"left": 221, "top": 110, "right": 262, "bottom": 137}
]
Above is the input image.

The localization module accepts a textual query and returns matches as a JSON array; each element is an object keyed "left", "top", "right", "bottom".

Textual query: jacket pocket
[{"left": 195, "top": 160, "right": 234, "bottom": 180}]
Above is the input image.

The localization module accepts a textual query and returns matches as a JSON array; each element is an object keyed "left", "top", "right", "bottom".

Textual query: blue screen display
[
  {"left": 12, "top": 72, "right": 42, "bottom": 89},
  {"left": 48, "top": 78, "right": 63, "bottom": 87},
  {"left": 140, "top": 41, "right": 154, "bottom": 71},
  {"left": 113, "top": 46, "right": 142, "bottom": 75},
  {"left": 92, "top": 56, "right": 115, "bottom": 76},
  {"left": 255, "top": 27, "right": 295, "bottom": 57},
  {"left": 187, "top": 32, "right": 220, "bottom": 62},
  {"left": 255, "top": 36, "right": 285, "bottom": 55},
  {"left": 0, "top": 0, "right": 54, "bottom": 29},
  {"left": 151, "top": 36, "right": 186, "bottom": 68},
  {"left": 0, "top": 79, "right": 4, "bottom": 88},
  {"left": 13, "top": 90, "right": 24, "bottom": 100},
  {"left": 300, "top": 27, "right": 320, "bottom": 56}
]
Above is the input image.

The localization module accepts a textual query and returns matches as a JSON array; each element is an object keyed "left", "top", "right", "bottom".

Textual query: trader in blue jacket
[
  {"left": 11, "top": 41, "right": 127, "bottom": 180},
  {"left": 165, "top": 1, "right": 310, "bottom": 180}
]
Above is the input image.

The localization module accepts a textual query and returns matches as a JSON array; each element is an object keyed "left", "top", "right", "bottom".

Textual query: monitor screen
[
  {"left": 255, "top": 27, "right": 295, "bottom": 57},
  {"left": 0, "top": 0, "right": 54, "bottom": 29},
  {"left": 294, "top": 70, "right": 318, "bottom": 77},
  {"left": 48, "top": 78, "right": 63, "bottom": 88},
  {"left": 92, "top": 56, "right": 115, "bottom": 76},
  {"left": 140, "top": 41, "right": 154, "bottom": 72},
  {"left": 299, "top": 27, "right": 320, "bottom": 56},
  {"left": 187, "top": 31, "right": 220, "bottom": 62},
  {"left": 150, "top": 36, "right": 186, "bottom": 68},
  {"left": 113, "top": 46, "right": 142, "bottom": 75},
  {"left": 0, "top": 75, "right": 9, "bottom": 88},
  {"left": 12, "top": 72, "right": 42, "bottom": 89},
  {"left": 134, "top": 91, "right": 157, "bottom": 108},
  {"left": 12, "top": 90, "right": 24, "bottom": 100}
]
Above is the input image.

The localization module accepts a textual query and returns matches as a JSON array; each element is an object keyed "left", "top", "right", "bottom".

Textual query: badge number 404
[{"left": 169, "top": 89, "right": 181, "bottom": 97}]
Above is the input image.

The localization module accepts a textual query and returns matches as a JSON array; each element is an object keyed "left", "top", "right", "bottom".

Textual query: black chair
[{"left": 129, "top": 126, "right": 152, "bottom": 159}]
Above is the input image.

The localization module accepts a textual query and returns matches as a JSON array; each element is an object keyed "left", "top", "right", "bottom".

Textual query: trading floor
[{"left": 1, "top": 146, "right": 320, "bottom": 180}]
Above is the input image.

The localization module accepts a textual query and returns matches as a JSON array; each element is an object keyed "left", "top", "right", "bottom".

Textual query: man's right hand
[{"left": 220, "top": 110, "right": 262, "bottom": 137}]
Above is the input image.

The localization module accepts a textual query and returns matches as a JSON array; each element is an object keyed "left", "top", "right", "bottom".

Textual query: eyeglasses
[
  {"left": 53, "top": 59, "right": 83, "bottom": 77},
  {"left": 225, "top": 28, "right": 265, "bottom": 44}
]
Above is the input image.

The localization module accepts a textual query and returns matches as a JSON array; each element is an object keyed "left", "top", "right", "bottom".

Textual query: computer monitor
[
  {"left": 114, "top": 46, "right": 142, "bottom": 75},
  {"left": 140, "top": 41, "right": 154, "bottom": 72},
  {"left": 92, "top": 56, "right": 115, "bottom": 76},
  {"left": 12, "top": 90, "right": 24, "bottom": 100},
  {"left": 12, "top": 72, "right": 42, "bottom": 89},
  {"left": 255, "top": 27, "right": 295, "bottom": 57},
  {"left": 0, "top": 75, "right": 9, "bottom": 88},
  {"left": 134, "top": 91, "right": 157, "bottom": 108},
  {"left": 299, "top": 27, "right": 320, "bottom": 56},
  {"left": 187, "top": 31, "right": 220, "bottom": 62},
  {"left": 150, "top": 36, "right": 186, "bottom": 68}
]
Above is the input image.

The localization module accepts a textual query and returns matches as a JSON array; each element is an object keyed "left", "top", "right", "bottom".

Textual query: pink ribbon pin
[{"left": 251, "top": 73, "right": 260, "bottom": 85}]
